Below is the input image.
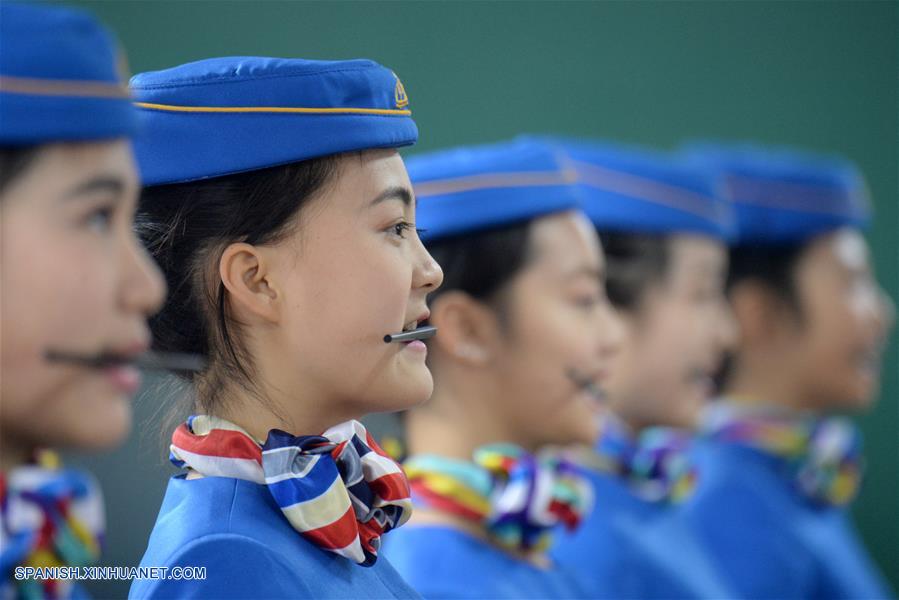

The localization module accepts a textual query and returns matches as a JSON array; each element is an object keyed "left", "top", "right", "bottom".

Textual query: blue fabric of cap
[
  {"left": 681, "top": 142, "right": 870, "bottom": 245},
  {"left": 542, "top": 137, "right": 734, "bottom": 241},
  {"left": 407, "top": 138, "right": 582, "bottom": 243},
  {"left": 130, "top": 56, "right": 418, "bottom": 185},
  {"left": 0, "top": 2, "right": 136, "bottom": 143}
]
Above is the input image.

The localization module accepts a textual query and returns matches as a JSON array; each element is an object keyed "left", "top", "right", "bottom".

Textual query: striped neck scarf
[
  {"left": 1, "top": 451, "right": 104, "bottom": 600},
  {"left": 582, "top": 415, "right": 697, "bottom": 503},
  {"left": 702, "top": 402, "right": 863, "bottom": 506},
  {"left": 404, "top": 443, "right": 593, "bottom": 553},
  {"left": 169, "top": 415, "right": 412, "bottom": 566}
]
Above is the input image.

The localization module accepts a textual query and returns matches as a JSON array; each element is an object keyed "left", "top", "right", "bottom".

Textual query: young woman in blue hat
[
  {"left": 0, "top": 3, "right": 166, "bottom": 597},
  {"left": 381, "top": 137, "right": 622, "bottom": 599},
  {"left": 547, "top": 139, "right": 738, "bottom": 599},
  {"left": 681, "top": 144, "right": 895, "bottom": 599},
  {"left": 126, "top": 56, "right": 442, "bottom": 598}
]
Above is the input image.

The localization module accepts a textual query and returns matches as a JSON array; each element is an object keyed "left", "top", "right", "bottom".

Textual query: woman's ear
[
  {"left": 219, "top": 242, "right": 280, "bottom": 324},
  {"left": 428, "top": 290, "right": 500, "bottom": 366}
]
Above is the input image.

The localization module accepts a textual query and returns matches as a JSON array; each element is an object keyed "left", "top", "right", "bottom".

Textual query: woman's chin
[
  {"left": 541, "top": 410, "right": 602, "bottom": 448},
  {"left": 59, "top": 400, "right": 132, "bottom": 451},
  {"left": 824, "top": 382, "right": 877, "bottom": 413},
  {"left": 567, "top": 424, "right": 602, "bottom": 448},
  {"left": 664, "top": 390, "right": 705, "bottom": 430},
  {"left": 365, "top": 369, "right": 434, "bottom": 415},
  {"left": 397, "top": 370, "right": 435, "bottom": 409}
]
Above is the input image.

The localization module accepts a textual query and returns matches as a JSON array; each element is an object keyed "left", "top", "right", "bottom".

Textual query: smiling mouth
[
  {"left": 686, "top": 368, "right": 717, "bottom": 397},
  {"left": 568, "top": 369, "right": 607, "bottom": 403}
]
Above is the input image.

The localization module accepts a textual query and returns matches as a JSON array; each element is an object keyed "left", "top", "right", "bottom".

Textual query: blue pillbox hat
[
  {"left": 681, "top": 142, "right": 870, "bottom": 245},
  {"left": 0, "top": 2, "right": 136, "bottom": 143},
  {"left": 543, "top": 137, "right": 734, "bottom": 241},
  {"left": 407, "top": 138, "right": 582, "bottom": 243},
  {"left": 130, "top": 56, "right": 418, "bottom": 185}
]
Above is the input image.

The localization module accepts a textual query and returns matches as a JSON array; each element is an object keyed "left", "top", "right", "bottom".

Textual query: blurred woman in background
[
  {"left": 547, "top": 138, "right": 738, "bottom": 599},
  {"left": 681, "top": 143, "right": 895, "bottom": 600},
  {"left": 0, "top": 3, "right": 165, "bottom": 596},
  {"left": 383, "top": 137, "right": 622, "bottom": 599}
]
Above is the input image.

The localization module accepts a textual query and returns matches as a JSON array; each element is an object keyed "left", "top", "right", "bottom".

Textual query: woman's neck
[
  {"left": 208, "top": 382, "right": 350, "bottom": 443},
  {"left": 0, "top": 435, "right": 32, "bottom": 473},
  {"left": 723, "top": 360, "right": 808, "bottom": 413},
  {"left": 607, "top": 409, "right": 649, "bottom": 436},
  {"left": 715, "top": 394, "right": 812, "bottom": 420},
  {"left": 405, "top": 379, "right": 538, "bottom": 461}
]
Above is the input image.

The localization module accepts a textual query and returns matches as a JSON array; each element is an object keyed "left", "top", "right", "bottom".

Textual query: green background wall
[{"left": 65, "top": 2, "right": 898, "bottom": 597}]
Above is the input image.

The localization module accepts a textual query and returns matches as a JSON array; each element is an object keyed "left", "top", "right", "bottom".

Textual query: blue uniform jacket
[
  {"left": 129, "top": 475, "right": 419, "bottom": 599},
  {"left": 384, "top": 524, "right": 588, "bottom": 599},
  {"left": 551, "top": 468, "right": 734, "bottom": 599},
  {"left": 684, "top": 438, "right": 893, "bottom": 600}
]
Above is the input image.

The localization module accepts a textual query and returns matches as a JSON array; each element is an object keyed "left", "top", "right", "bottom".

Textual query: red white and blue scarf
[
  {"left": 404, "top": 443, "right": 593, "bottom": 553},
  {"left": 169, "top": 415, "right": 412, "bottom": 566},
  {"left": 0, "top": 451, "right": 104, "bottom": 599},
  {"left": 702, "top": 402, "right": 863, "bottom": 506}
]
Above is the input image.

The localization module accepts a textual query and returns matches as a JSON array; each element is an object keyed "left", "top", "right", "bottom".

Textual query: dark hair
[
  {"left": 0, "top": 146, "right": 41, "bottom": 195},
  {"left": 136, "top": 155, "right": 340, "bottom": 416},
  {"left": 598, "top": 230, "right": 671, "bottom": 312},
  {"left": 715, "top": 243, "right": 807, "bottom": 391},
  {"left": 425, "top": 221, "right": 534, "bottom": 323},
  {"left": 726, "top": 243, "right": 805, "bottom": 311}
]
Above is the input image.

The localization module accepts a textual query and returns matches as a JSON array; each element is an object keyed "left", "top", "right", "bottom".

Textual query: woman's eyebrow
[
  {"left": 564, "top": 265, "right": 604, "bottom": 281},
  {"left": 368, "top": 185, "right": 413, "bottom": 208},
  {"left": 64, "top": 175, "right": 125, "bottom": 201}
]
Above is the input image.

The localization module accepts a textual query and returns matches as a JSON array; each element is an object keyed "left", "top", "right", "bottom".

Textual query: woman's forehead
[
  {"left": 331, "top": 150, "right": 410, "bottom": 204},
  {"left": 6, "top": 141, "right": 136, "bottom": 204},
  {"left": 528, "top": 216, "right": 604, "bottom": 278}
]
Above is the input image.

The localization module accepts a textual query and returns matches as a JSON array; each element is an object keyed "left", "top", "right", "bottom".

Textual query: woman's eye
[
  {"left": 574, "top": 295, "right": 601, "bottom": 310},
  {"left": 84, "top": 205, "right": 115, "bottom": 232},
  {"left": 391, "top": 221, "right": 415, "bottom": 238}
]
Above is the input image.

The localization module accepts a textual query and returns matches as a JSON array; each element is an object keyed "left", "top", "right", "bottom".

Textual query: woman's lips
[
  {"left": 402, "top": 340, "right": 428, "bottom": 353},
  {"left": 400, "top": 311, "right": 432, "bottom": 334},
  {"left": 686, "top": 368, "right": 716, "bottom": 400},
  {"left": 103, "top": 364, "right": 142, "bottom": 395}
]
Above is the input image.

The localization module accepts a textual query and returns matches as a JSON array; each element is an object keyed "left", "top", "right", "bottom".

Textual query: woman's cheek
[
  {"left": 52, "top": 245, "right": 116, "bottom": 342},
  {"left": 537, "top": 307, "right": 595, "bottom": 399},
  {"left": 543, "top": 298, "right": 588, "bottom": 349},
  {"left": 362, "top": 271, "right": 411, "bottom": 342},
  {"left": 4, "top": 235, "right": 77, "bottom": 364},
  {"left": 3, "top": 216, "right": 121, "bottom": 440},
  {"left": 357, "top": 240, "right": 412, "bottom": 320}
]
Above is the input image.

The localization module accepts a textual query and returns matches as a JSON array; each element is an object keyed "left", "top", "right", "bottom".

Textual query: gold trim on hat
[{"left": 133, "top": 101, "right": 412, "bottom": 117}]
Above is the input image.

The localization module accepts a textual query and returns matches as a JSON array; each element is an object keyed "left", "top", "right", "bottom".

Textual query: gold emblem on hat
[{"left": 394, "top": 73, "right": 409, "bottom": 109}]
